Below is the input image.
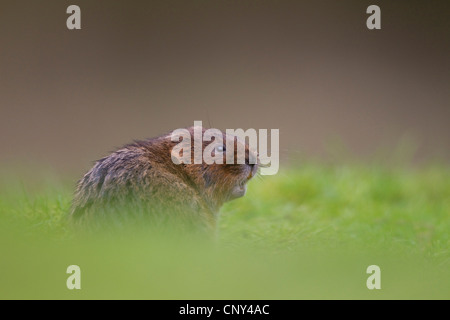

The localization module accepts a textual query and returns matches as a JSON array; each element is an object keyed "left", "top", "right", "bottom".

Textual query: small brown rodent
[{"left": 69, "top": 126, "right": 258, "bottom": 232}]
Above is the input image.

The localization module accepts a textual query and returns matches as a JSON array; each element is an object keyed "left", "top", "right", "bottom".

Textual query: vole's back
[{"left": 70, "top": 142, "right": 213, "bottom": 231}]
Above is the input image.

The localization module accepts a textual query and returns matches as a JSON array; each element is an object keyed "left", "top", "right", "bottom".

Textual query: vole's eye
[{"left": 215, "top": 145, "right": 225, "bottom": 153}]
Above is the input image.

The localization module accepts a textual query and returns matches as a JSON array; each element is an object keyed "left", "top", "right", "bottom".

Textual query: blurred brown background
[{"left": 0, "top": 0, "right": 449, "bottom": 176}]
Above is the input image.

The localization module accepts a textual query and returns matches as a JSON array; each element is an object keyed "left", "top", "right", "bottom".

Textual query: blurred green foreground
[{"left": 0, "top": 162, "right": 449, "bottom": 299}]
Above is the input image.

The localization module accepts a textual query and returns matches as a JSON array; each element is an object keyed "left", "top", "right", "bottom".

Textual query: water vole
[{"left": 70, "top": 126, "right": 258, "bottom": 232}]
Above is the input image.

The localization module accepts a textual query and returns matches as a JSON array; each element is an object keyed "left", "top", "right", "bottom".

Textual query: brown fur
[{"left": 69, "top": 127, "right": 258, "bottom": 232}]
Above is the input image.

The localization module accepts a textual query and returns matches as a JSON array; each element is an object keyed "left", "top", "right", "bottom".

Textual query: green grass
[{"left": 0, "top": 162, "right": 449, "bottom": 299}]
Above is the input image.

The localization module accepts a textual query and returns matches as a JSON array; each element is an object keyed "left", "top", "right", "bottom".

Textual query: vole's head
[{"left": 169, "top": 126, "right": 259, "bottom": 207}]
